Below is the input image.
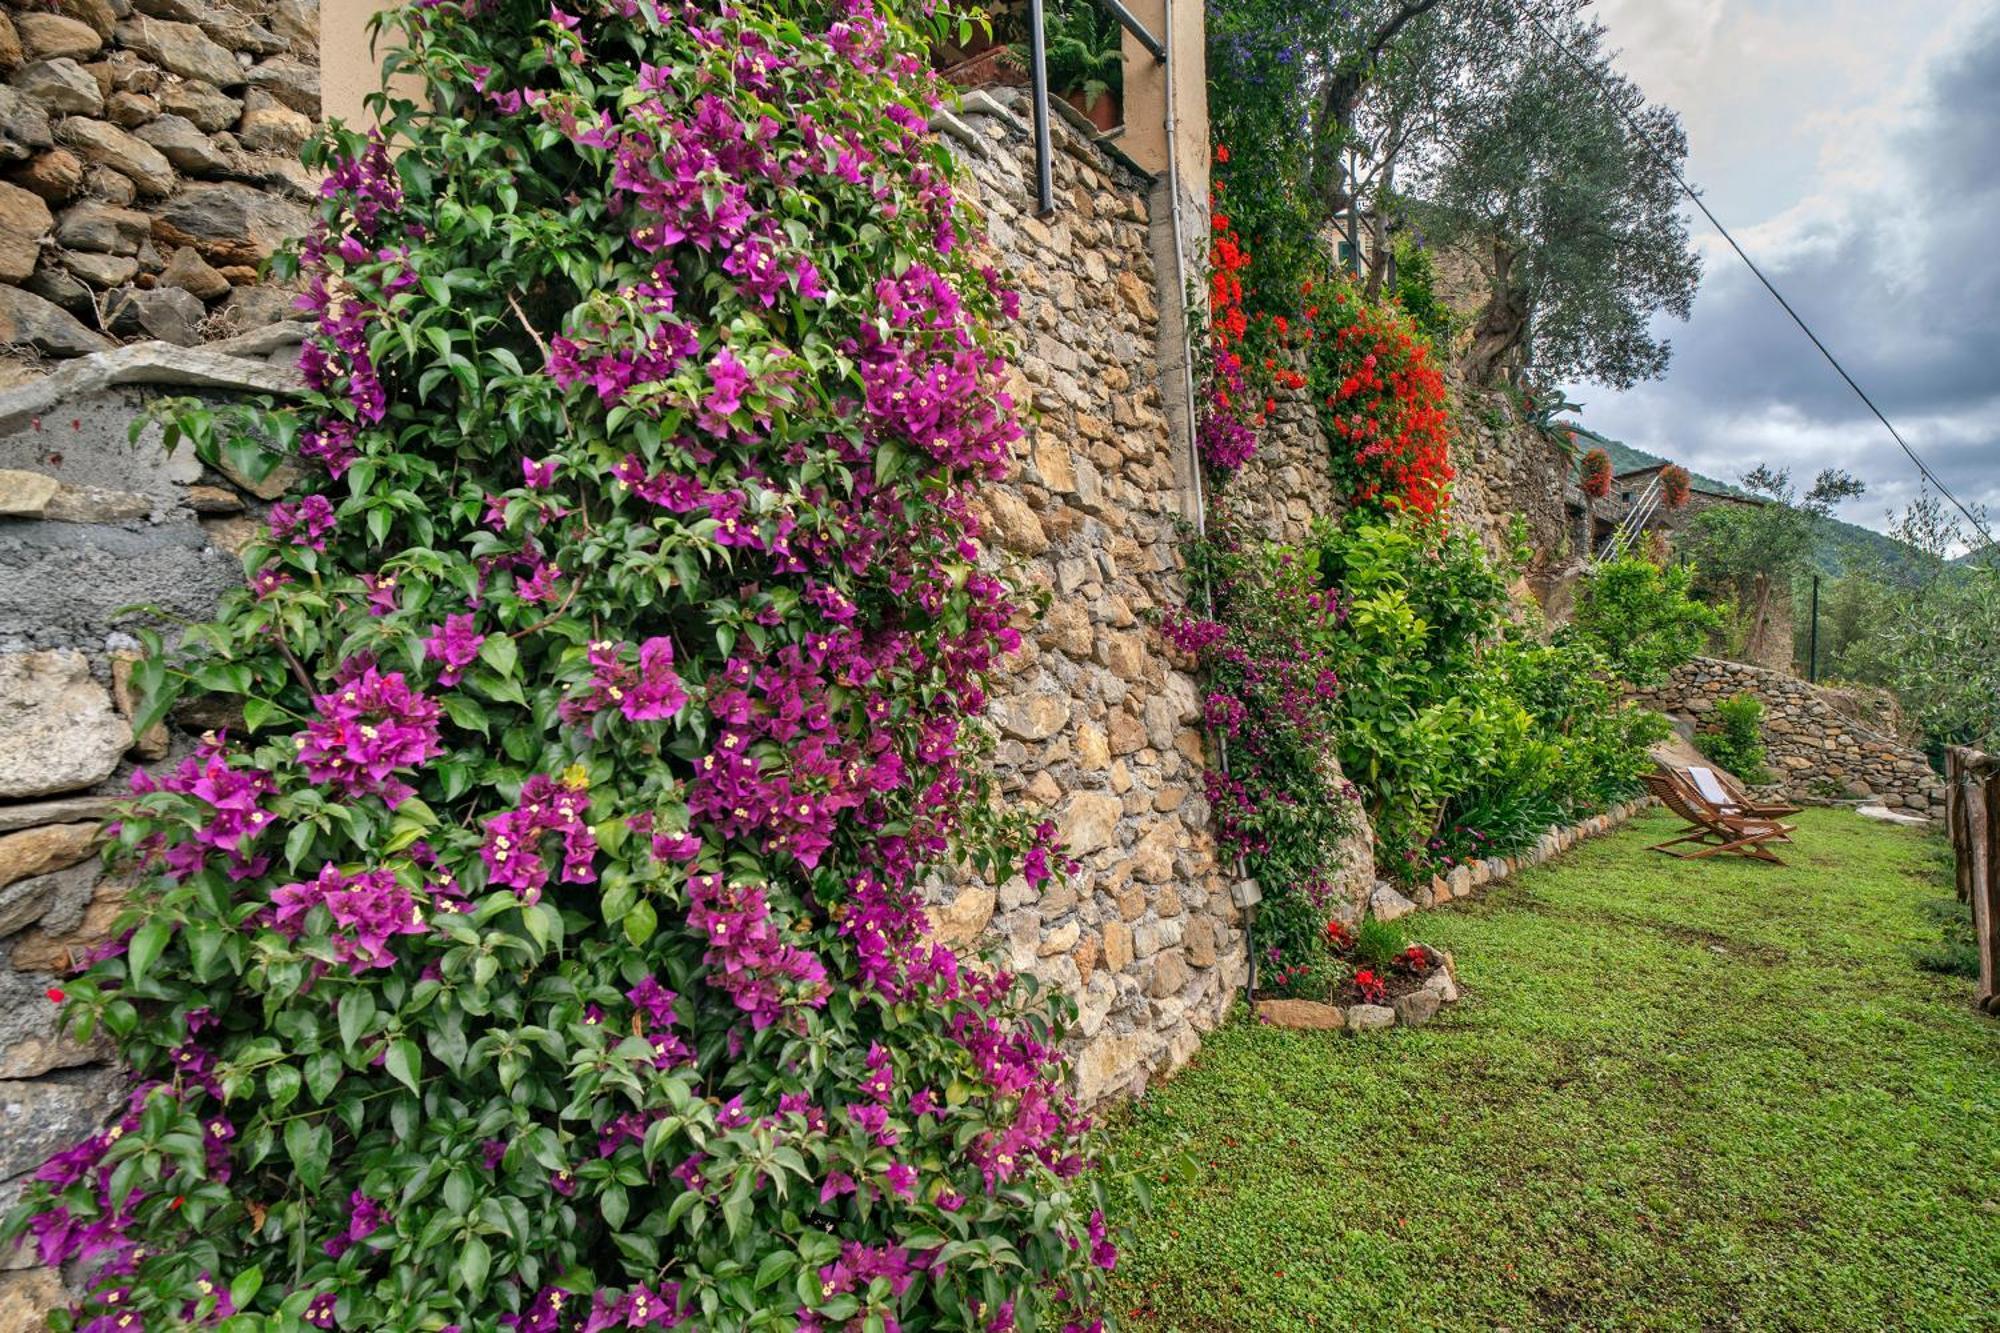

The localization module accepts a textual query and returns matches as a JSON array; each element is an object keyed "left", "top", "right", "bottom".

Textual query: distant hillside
[{"left": 1562, "top": 425, "right": 1925, "bottom": 580}]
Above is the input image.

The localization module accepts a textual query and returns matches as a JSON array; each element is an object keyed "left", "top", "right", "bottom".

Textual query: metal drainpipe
[{"left": 1153, "top": 0, "right": 1249, "bottom": 1002}]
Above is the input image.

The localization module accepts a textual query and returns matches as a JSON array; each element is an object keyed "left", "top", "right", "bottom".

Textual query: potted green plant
[{"left": 1023, "top": 0, "right": 1124, "bottom": 132}]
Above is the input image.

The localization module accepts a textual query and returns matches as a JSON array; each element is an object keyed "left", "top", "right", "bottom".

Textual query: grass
[{"left": 1104, "top": 809, "right": 2000, "bottom": 1331}]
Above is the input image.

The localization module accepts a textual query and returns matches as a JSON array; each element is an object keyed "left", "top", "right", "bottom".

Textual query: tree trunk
[
  {"left": 1462, "top": 238, "right": 1527, "bottom": 385},
  {"left": 1310, "top": 0, "right": 1454, "bottom": 215}
]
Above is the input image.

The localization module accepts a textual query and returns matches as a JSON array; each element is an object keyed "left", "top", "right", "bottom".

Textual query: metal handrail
[
  {"left": 1024, "top": 0, "right": 1169, "bottom": 216},
  {"left": 1596, "top": 473, "right": 1663, "bottom": 564}
]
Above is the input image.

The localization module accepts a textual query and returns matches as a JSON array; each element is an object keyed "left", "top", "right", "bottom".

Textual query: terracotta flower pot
[
  {"left": 1060, "top": 88, "right": 1122, "bottom": 134},
  {"left": 940, "top": 46, "right": 1027, "bottom": 90}
]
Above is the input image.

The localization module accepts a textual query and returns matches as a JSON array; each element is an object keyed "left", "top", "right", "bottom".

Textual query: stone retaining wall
[
  {"left": 0, "top": 336, "right": 303, "bottom": 1315},
  {"left": 0, "top": 0, "right": 317, "bottom": 370},
  {"left": 1632, "top": 656, "right": 1947, "bottom": 813},
  {"left": 938, "top": 96, "right": 1366, "bottom": 1104}
]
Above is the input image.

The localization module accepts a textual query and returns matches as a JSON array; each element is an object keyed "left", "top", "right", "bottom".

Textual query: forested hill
[{"left": 1567, "top": 427, "right": 1929, "bottom": 579}]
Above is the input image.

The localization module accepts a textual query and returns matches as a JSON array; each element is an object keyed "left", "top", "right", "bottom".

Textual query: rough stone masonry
[{"left": 0, "top": 0, "right": 319, "bottom": 371}]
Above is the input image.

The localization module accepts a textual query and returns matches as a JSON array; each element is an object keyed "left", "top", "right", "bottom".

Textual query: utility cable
[{"left": 1517, "top": 3, "right": 1998, "bottom": 556}]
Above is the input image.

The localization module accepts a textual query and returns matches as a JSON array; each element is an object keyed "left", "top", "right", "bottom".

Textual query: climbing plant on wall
[
  {"left": 1310, "top": 283, "right": 1454, "bottom": 519},
  {"left": 3, "top": 3, "right": 1120, "bottom": 1330}
]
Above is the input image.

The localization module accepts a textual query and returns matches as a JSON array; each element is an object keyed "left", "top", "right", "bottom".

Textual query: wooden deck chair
[
  {"left": 1685, "top": 765, "right": 1802, "bottom": 820},
  {"left": 1640, "top": 770, "right": 1796, "bottom": 865}
]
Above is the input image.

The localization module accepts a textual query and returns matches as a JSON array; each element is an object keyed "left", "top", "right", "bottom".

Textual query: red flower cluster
[
  {"left": 1660, "top": 463, "right": 1692, "bottom": 510},
  {"left": 1351, "top": 968, "right": 1388, "bottom": 1005},
  {"left": 1580, "top": 448, "right": 1614, "bottom": 499},
  {"left": 1315, "top": 295, "right": 1453, "bottom": 519}
]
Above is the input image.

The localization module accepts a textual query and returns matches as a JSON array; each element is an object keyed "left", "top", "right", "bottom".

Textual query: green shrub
[
  {"left": 1568, "top": 556, "right": 1723, "bottom": 687},
  {"left": 1350, "top": 916, "right": 1409, "bottom": 970},
  {"left": 1, "top": 4, "right": 1120, "bottom": 1330},
  {"left": 1702, "top": 692, "right": 1772, "bottom": 784}
]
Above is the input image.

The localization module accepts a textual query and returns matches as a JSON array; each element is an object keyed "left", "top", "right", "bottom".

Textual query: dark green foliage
[
  {"left": 1702, "top": 692, "right": 1771, "bottom": 785},
  {"left": 1349, "top": 916, "right": 1408, "bottom": 970},
  {"left": 1913, "top": 898, "right": 1980, "bottom": 980}
]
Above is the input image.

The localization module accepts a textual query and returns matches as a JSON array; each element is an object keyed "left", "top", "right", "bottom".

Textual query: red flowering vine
[
  {"left": 1311, "top": 290, "right": 1454, "bottom": 519},
  {"left": 1660, "top": 463, "right": 1692, "bottom": 509},
  {"left": 1580, "top": 448, "right": 1614, "bottom": 499}
]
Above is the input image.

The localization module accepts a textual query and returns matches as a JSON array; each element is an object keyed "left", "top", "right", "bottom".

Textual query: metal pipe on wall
[{"left": 1027, "top": 0, "right": 1055, "bottom": 217}]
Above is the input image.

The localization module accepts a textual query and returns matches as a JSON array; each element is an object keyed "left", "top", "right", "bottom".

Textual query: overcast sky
[{"left": 1572, "top": 0, "right": 2000, "bottom": 540}]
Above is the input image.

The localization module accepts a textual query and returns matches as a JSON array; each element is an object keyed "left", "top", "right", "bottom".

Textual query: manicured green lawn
[{"left": 1105, "top": 809, "right": 2000, "bottom": 1331}]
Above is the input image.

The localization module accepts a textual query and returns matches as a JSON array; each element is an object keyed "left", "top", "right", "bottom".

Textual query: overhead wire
[{"left": 1515, "top": 2, "right": 1998, "bottom": 556}]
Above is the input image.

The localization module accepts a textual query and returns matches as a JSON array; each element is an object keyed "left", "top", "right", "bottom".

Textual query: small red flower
[{"left": 45, "top": 986, "right": 65, "bottom": 1003}]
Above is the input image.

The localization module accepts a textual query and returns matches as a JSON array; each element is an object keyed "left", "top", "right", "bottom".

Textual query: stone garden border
[{"left": 1373, "top": 796, "right": 1654, "bottom": 918}]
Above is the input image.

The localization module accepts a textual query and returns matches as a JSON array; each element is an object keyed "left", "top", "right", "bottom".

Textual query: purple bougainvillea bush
[{"left": 2, "top": 2, "right": 1120, "bottom": 1329}]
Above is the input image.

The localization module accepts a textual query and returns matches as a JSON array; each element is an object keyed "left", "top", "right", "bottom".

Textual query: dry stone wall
[
  {"left": 1633, "top": 655, "right": 1948, "bottom": 813},
  {"left": 0, "top": 335, "right": 303, "bottom": 1315},
  {"left": 0, "top": 0, "right": 317, "bottom": 369},
  {"left": 937, "top": 94, "right": 1265, "bottom": 1104}
]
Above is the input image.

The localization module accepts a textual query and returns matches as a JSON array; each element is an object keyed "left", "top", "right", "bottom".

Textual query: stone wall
[
  {"left": 0, "top": 335, "right": 302, "bottom": 1317},
  {"left": 1632, "top": 655, "right": 1948, "bottom": 813},
  {"left": 0, "top": 0, "right": 316, "bottom": 370},
  {"left": 939, "top": 94, "right": 1278, "bottom": 1104},
  {"left": 1220, "top": 349, "right": 1339, "bottom": 546}
]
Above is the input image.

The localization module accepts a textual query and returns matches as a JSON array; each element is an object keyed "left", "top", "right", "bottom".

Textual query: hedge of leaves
[{"left": 2, "top": 2, "right": 1120, "bottom": 1330}]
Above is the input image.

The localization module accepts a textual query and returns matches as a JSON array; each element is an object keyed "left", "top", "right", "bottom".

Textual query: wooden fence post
[{"left": 1946, "top": 746, "right": 2000, "bottom": 1015}]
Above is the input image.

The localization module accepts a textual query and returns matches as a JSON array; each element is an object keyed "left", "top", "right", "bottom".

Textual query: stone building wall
[
  {"left": 0, "top": 0, "right": 316, "bottom": 371},
  {"left": 0, "top": 336, "right": 304, "bottom": 1318},
  {"left": 1632, "top": 655, "right": 1948, "bottom": 813},
  {"left": 1220, "top": 350, "right": 1340, "bottom": 547},
  {"left": 939, "top": 95, "right": 1258, "bottom": 1104}
]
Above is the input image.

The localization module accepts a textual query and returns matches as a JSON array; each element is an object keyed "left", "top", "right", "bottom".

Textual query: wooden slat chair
[
  {"left": 1640, "top": 770, "right": 1796, "bottom": 865},
  {"left": 1684, "top": 765, "right": 1802, "bottom": 820}
]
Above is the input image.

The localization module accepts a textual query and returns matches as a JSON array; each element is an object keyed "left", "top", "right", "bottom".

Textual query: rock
[
  {"left": 1856, "top": 803, "right": 1928, "bottom": 827},
  {"left": 82, "top": 162, "right": 135, "bottom": 204},
  {"left": 1149, "top": 946, "right": 1189, "bottom": 997},
  {"left": 1346, "top": 1003, "right": 1396, "bottom": 1032},
  {"left": 0, "top": 86, "right": 54, "bottom": 164},
  {"left": 0, "top": 795, "right": 121, "bottom": 834},
  {"left": 0, "top": 13, "right": 20, "bottom": 72},
  {"left": 43, "top": 480, "right": 151, "bottom": 523},
  {"left": 1392, "top": 989, "right": 1442, "bottom": 1028},
  {"left": 1256, "top": 998, "right": 1345, "bottom": 1031},
  {"left": 0, "top": 466, "right": 61, "bottom": 515},
  {"left": 22, "top": 260, "right": 88, "bottom": 313},
  {"left": 55, "top": 117, "right": 174, "bottom": 196},
  {"left": 245, "top": 54, "right": 318, "bottom": 115},
  {"left": 133, "top": 111, "right": 227, "bottom": 175},
  {"left": 156, "top": 241, "right": 227, "bottom": 298},
  {"left": 61, "top": 247, "right": 136, "bottom": 287},
  {"left": 10, "top": 57, "right": 102, "bottom": 116},
  {"left": 150, "top": 180, "right": 311, "bottom": 265},
  {"left": 1100, "top": 918, "right": 1132, "bottom": 972},
  {"left": 8, "top": 873, "right": 126, "bottom": 971},
  {"left": 54, "top": 0, "right": 121, "bottom": 40},
  {"left": 0, "top": 282, "right": 111, "bottom": 355},
  {"left": 0, "top": 823, "right": 99, "bottom": 892},
  {"left": 0, "top": 1070, "right": 124, "bottom": 1182},
  {"left": 11, "top": 146, "right": 83, "bottom": 202},
  {"left": 981, "top": 488, "right": 1047, "bottom": 554},
  {"left": 0, "top": 651, "right": 132, "bottom": 798},
  {"left": 105, "top": 283, "right": 203, "bottom": 344},
  {"left": 15, "top": 13, "right": 103, "bottom": 62},
  {"left": 157, "top": 76, "right": 238, "bottom": 131},
  {"left": 0, "top": 1266, "right": 68, "bottom": 1331},
  {"left": 1422, "top": 970, "right": 1460, "bottom": 1004},
  {"left": 272, "top": 0, "right": 318, "bottom": 49},
  {"left": 1185, "top": 914, "right": 1218, "bottom": 967},
  {"left": 1056, "top": 790, "right": 1122, "bottom": 857},
  {"left": 114, "top": 17, "right": 242, "bottom": 87},
  {"left": 1129, "top": 821, "right": 1177, "bottom": 884},
  {"left": 236, "top": 88, "right": 310, "bottom": 155},
  {"left": 1370, "top": 882, "right": 1416, "bottom": 922},
  {"left": 1072, "top": 1031, "right": 1140, "bottom": 1103},
  {"left": 55, "top": 198, "right": 149, "bottom": 253},
  {"left": 104, "top": 88, "right": 158, "bottom": 127},
  {"left": 992, "top": 694, "right": 1067, "bottom": 741},
  {"left": 931, "top": 884, "right": 995, "bottom": 947}
]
